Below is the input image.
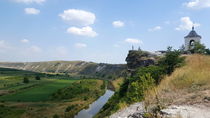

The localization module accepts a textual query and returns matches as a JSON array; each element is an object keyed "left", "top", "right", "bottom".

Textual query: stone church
[{"left": 184, "top": 26, "right": 202, "bottom": 51}]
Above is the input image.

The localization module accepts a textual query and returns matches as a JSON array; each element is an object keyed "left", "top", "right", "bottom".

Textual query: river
[{"left": 74, "top": 90, "right": 114, "bottom": 118}]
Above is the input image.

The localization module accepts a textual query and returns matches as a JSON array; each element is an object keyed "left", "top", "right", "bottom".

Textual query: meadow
[{"left": 0, "top": 67, "right": 106, "bottom": 118}]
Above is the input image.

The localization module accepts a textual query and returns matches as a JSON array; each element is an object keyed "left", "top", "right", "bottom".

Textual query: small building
[{"left": 184, "top": 26, "right": 202, "bottom": 51}]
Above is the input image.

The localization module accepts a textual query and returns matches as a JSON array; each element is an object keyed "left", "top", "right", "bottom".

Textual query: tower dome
[{"left": 184, "top": 26, "right": 202, "bottom": 39}]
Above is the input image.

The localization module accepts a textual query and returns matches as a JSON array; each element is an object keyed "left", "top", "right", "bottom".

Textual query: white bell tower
[{"left": 184, "top": 26, "right": 202, "bottom": 51}]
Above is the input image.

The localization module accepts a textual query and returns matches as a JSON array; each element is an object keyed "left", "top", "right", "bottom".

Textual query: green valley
[{"left": 0, "top": 68, "right": 106, "bottom": 118}]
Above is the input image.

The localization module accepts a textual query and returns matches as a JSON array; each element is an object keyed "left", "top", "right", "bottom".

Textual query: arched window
[{"left": 189, "top": 40, "right": 195, "bottom": 49}]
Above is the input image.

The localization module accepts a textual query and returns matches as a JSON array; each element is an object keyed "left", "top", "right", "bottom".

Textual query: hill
[
  {"left": 108, "top": 54, "right": 210, "bottom": 118},
  {"left": 144, "top": 54, "right": 210, "bottom": 117},
  {"left": 0, "top": 61, "right": 127, "bottom": 80}
]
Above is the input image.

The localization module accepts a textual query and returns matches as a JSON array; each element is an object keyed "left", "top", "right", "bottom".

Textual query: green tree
[
  {"left": 134, "top": 65, "right": 164, "bottom": 84},
  {"left": 190, "top": 42, "right": 206, "bottom": 54},
  {"left": 158, "top": 47, "right": 185, "bottom": 75},
  {"left": 35, "top": 75, "right": 41, "bottom": 80},
  {"left": 23, "top": 77, "right": 29, "bottom": 83},
  {"left": 53, "top": 114, "right": 59, "bottom": 118},
  {"left": 126, "top": 73, "right": 155, "bottom": 103}
]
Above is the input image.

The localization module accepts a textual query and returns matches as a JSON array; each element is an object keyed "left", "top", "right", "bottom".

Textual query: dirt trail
[{"left": 109, "top": 103, "right": 210, "bottom": 118}]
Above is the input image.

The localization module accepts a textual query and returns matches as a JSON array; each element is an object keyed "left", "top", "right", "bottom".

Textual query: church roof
[{"left": 185, "top": 26, "right": 202, "bottom": 38}]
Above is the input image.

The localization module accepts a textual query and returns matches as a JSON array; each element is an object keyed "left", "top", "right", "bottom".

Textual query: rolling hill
[{"left": 0, "top": 61, "right": 127, "bottom": 79}]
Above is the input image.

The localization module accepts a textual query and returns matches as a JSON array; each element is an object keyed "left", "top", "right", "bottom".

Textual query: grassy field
[
  {"left": 145, "top": 54, "right": 210, "bottom": 112},
  {"left": 0, "top": 67, "right": 106, "bottom": 118},
  {"left": 0, "top": 79, "right": 76, "bottom": 102}
]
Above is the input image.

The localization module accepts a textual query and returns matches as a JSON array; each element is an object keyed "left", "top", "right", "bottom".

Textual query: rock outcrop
[{"left": 125, "top": 50, "right": 157, "bottom": 72}]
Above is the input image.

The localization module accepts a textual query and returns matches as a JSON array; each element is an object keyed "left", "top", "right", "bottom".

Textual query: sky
[{"left": 1, "top": 0, "right": 210, "bottom": 64}]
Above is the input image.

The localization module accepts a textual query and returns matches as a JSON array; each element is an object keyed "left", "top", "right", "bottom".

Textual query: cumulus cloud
[
  {"left": 175, "top": 17, "right": 200, "bottom": 31},
  {"left": 184, "top": 0, "right": 210, "bottom": 9},
  {"left": 14, "top": 0, "right": 46, "bottom": 4},
  {"left": 125, "top": 38, "right": 143, "bottom": 44},
  {"left": 112, "top": 21, "right": 125, "bottom": 28},
  {"left": 59, "top": 9, "right": 96, "bottom": 26},
  {"left": 148, "top": 26, "right": 162, "bottom": 32},
  {"left": 75, "top": 43, "right": 87, "bottom": 48},
  {"left": 67, "top": 26, "right": 97, "bottom": 37},
  {"left": 24, "top": 8, "right": 40, "bottom": 15},
  {"left": 21, "top": 39, "right": 29, "bottom": 43}
]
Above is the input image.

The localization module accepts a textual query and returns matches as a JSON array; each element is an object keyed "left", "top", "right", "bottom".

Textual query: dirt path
[
  {"left": 161, "top": 105, "right": 210, "bottom": 118},
  {"left": 109, "top": 102, "right": 144, "bottom": 118},
  {"left": 109, "top": 103, "right": 210, "bottom": 118}
]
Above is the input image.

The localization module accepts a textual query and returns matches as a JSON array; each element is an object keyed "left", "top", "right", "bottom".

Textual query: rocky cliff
[{"left": 125, "top": 50, "right": 157, "bottom": 72}]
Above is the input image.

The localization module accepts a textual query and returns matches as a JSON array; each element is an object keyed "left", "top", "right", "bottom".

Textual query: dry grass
[
  {"left": 111, "top": 77, "right": 125, "bottom": 91},
  {"left": 145, "top": 54, "right": 210, "bottom": 111}
]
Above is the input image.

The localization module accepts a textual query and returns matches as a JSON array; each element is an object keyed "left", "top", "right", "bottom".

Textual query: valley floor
[{"left": 0, "top": 68, "right": 106, "bottom": 118}]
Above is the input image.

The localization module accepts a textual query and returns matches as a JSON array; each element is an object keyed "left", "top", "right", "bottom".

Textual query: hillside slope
[
  {"left": 0, "top": 61, "right": 126, "bottom": 79},
  {"left": 109, "top": 54, "right": 210, "bottom": 118},
  {"left": 145, "top": 54, "right": 210, "bottom": 109}
]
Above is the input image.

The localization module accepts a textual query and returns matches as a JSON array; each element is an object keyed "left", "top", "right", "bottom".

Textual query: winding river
[{"left": 74, "top": 90, "right": 114, "bottom": 118}]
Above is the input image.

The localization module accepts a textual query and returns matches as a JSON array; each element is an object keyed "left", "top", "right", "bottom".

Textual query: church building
[{"left": 184, "top": 26, "right": 202, "bottom": 51}]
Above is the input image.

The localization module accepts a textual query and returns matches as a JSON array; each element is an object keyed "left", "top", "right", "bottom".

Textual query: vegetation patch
[{"left": 95, "top": 47, "right": 185, "bottom": 118}]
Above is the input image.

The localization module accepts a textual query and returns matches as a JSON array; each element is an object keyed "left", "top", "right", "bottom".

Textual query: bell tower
[{"left": 184, "top": 26, "right": 202, "bottom": 51}]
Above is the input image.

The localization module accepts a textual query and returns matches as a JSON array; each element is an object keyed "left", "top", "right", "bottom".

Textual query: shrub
[
  {"left": 65, "top": 105, "right": 77, "bottom": 112},
  {"left": 190, "top": 42, "right": 206, "bottom": 54},
  {"left": 35, "top": 75, "right": 41, "bottom": 80},
  {"left": 126, "top": 74, "right": 155, "bottom": 103},
  {"left": 23, "top": 77, "right": 29, "bottom": 83},
  {"left": 53, "top": 114, "right": 59, "bottom": 118},
  {"left": 134, "top": 65, "right": 164, "bottom": 84},
  {"left": 158, "top": 47, "right": 185, "bottom": 75}
]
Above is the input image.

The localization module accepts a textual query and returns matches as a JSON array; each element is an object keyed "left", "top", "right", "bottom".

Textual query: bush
[
  {"left": 190, "top": 42, "right": 206, "bottom": 54},
  {"left": 65, "top": 105, "right": 77, "bottom": 112},
  {"left": 23, "top": 77, "right": 29, "bottom": 83},
  {"left": 158, "top": 47, "right": 185, "bottom": 75},
  {"left": 126, "top": 74, "right": 155, "bottom": 103},
  {"left": 35, "top": 75, "right": 41, "bottom": 80},
  {"left": 53, "top": 114, "right": 59, "bottom": 118},
  {"left": 134, "top": 65, "right": 164, "bottom": 84}
]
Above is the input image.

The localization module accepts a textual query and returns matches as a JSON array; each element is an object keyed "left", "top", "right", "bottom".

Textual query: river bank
[{"left": 74, "top": 90, "right": 114, "bottom": 118}]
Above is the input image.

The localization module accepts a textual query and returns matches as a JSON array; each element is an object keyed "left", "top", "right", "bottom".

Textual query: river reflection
[{"left": 74, "top": 90, "right": 114, "bottom": 118}]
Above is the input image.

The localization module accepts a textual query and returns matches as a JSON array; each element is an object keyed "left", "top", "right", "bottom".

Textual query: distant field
[
  {"left": 0, "top": 67, "right": 77, "bottom": 102},
  {"left": 0, "top": 67, "right": 106, "bottom": 118},
  {"left": 0, "top": 79, "right": 76, "bottom": 102}
]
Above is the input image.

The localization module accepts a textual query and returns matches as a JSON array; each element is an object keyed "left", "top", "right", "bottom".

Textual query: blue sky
[{"left": 0, "top": 0, "right": 210, "bottom": 64}]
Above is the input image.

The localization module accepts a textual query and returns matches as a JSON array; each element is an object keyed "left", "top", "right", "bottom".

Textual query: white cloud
[
  {"left": 24, "top": 8, "right": 40, "bottom": 15},
  {"left": 14, "top": 0, "right": 46, "bottom": 4},
  {"left": 125, "top": 38, "right": 143, "bottom": 44},
  {"left": 184, "top": 0, "right": 210, "bottom": 9},
  {"left": 29, "top": 46, "right": 42, "bottom": 53},
  {"left": 75, "top": 43, "right": 87, "bottom": 48},
  {"left": 148, "top": 26, "right": 162, "bottom": 32},
  {"left": 21, "top": 39, "right": 29, "bottom": 43},
  {"left": 59, "top": 9, "right": 96, "bottom": 26},
  {"left": 67, "top": 26, "right": 97, "bottom": 37},
  {"left": 175, "top": 17, "right": 200, "bottom": 31},
  {"left": 112, "top": 21, "right": 125, "bottom": 28}
]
